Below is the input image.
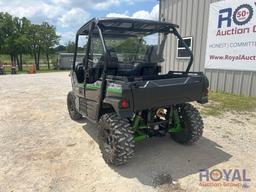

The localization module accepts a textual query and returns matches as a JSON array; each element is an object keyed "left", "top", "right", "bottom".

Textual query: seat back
[
  {"left": 148, "top": 45, "right": 159, "bottom": 64},
  {"left": 95, "top": 50, "right": 119, "bottom": 76},
  {"left": 131, "top": 62, "right": 160, "bottom": 76},
  {"left": 75, "top": 63, "right": 84, "bottom": 83}
]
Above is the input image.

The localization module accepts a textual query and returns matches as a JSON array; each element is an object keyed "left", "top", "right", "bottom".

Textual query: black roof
[{"left": 77, "top": 17, "right": 178, "bottom": 37}]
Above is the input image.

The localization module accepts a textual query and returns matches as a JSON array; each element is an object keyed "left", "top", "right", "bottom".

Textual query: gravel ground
[{"left": 0, "top": 72, "right": 255, "bottom": 192}]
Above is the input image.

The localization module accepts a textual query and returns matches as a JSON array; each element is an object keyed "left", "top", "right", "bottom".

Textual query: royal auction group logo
[
  {"left": 216, "top": 2, "right": 256, "bottom": 36},
  {"left": 199, "top": 169, "right": 251, "bottom": 189}
]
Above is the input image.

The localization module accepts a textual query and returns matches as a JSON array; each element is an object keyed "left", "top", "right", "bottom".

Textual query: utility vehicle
[{"left": 67, "top": 18, "right": 209, "bottom": 166}]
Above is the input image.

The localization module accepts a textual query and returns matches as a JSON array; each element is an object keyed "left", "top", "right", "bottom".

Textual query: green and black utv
[{"left": 67, "top": 18, "right": 209, "bottom": 166}]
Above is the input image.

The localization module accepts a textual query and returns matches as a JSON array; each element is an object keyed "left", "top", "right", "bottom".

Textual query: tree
[
  {"left": 29, "top": 24, "right": 45, "bottom": 70},
  {"left": 41, "top": 22, "right": 60, "bottom": 69},
  {"left": 55, "top": 45, "right": 66, "bottom": 52},
  {"left": 0, "top": 13, "right": 18, "bottom": 67},
  {"left": 0, "top": 13, "right": 4, "bottom": 53},
  {"left": 65, "top": 41, "right": 76, "bottom": 53},
  {"left": 14, "top": 17, "right": 31, "bottom": 71}
]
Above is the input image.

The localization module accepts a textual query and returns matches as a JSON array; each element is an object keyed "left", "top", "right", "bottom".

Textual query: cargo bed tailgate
[{"left": 130, "top": 76, "right": 207, "bottom": 110}]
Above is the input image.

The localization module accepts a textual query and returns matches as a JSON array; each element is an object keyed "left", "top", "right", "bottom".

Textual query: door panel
[
  {"left": 82, "top": 25, "right": 105, "bottom": 121},
  {"left": 85, "top": 80, "right": 102, "bottom": 120}
]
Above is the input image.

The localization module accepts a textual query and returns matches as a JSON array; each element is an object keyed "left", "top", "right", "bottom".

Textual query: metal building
[
  {"left": 57, "top": 53, "right": 103, "bottom": 70},
  {"left": 159, "top": 0, "right": 256, "bottom": 96},
  {"left": 57, "top": 53, "right": 84, "bottom": 70}
]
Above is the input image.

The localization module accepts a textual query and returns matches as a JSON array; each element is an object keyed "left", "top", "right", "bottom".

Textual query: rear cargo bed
[{"left": 129, "top": 73, "right": 208, "bottom": 110}]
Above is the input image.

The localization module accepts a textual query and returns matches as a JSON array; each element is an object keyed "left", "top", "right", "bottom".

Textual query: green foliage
[
  {"left": 0, "top": 12, "right": 16, "bottom": 55},
  {"left": 65, "top": 41, "right": 76, "bottom": 53},
  {"left": 64, "top": 41, "right": 85, "bottom": 53},
  {"left": 41, "top": 22, "right": 60, "bottom": 52},
  {"left": 55, "top": 45, "right": 66, "bottom": 52},
  {"left": 14, "top": 17, "right": 31, "bottom": 54},
  {"left": 201, "top": 92, "right": 256, "bottom": 116},
  {"left": 0, "top": 12, "right": 60, "bottom": 70}
]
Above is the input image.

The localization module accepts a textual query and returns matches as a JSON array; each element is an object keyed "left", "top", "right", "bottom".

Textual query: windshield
[
  {"left": 104, "top": 34, "right": 160, "bottom": 64},
  {"left": 88, "top": 32, "right": 167, "bottom": 77}
]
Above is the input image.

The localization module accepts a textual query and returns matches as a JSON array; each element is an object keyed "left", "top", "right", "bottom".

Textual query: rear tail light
[{"left": 119, "top": 99, "right": 129, "bottom": 109}]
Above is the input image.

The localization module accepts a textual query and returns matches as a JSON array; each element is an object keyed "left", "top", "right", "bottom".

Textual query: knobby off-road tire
[
  {"left": 171, "top": 103, "right": 203, "bottom": 145},
  {"left": 67, "top": 91, "right": 82, "bottom": 120},
  {"left": 98, "top": 113, "right": 135, "bottom": 166}
]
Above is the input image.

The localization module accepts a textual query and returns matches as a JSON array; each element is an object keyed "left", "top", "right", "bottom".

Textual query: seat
[
  {"left": 125, "top": 46, "right": 160, "bottom": 77},
  {"left": 106, "top": 51, "right": 119, "bottom": 75},
  {"left": 144, "top": 45, "right": 160, "bottom": 64},
  {"left": 96, "top": 48, "right": 119, "bottom": 76},
  {"left": 75, "top": 63, "right": 84, "bottom": 83},
  {"left": 131, "top": 62, "right": 160, "bottom": 76}
]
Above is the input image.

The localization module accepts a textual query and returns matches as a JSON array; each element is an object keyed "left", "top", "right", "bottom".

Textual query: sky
[{"left": 0, "top": 0, "right": 159, "bottom": 45}]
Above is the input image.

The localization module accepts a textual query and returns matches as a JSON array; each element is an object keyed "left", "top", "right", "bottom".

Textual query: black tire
[
  {"left": 67, "top": 91, "right": 82, "bottom": 120},
  {"left": 98, "top": 113, "right": 135, "bottom": 166},
  {"left": 171, "top": 103, "right": 203, "bottom": 145}
]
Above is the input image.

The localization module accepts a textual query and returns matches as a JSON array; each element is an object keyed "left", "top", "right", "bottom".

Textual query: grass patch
[{"left": 201, "top": 92, "right": 256, "bottom": 116}]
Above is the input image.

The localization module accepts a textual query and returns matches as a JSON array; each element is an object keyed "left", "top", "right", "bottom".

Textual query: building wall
[
  {"left": 58, "top": 53, "right": 106, "bottom": 70},
  {"left": 160, "top": 0, "right": 256, "bottom": 96},
  {"left": 57, "top": 53, "right": 84, "bottom": 70}
]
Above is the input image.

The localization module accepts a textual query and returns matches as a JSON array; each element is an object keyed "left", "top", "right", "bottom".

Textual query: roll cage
[{"left": 72, "top": 17, "right": 194, "bottom": 75}]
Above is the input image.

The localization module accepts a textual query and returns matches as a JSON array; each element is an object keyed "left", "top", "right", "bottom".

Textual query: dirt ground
[{"left": 0, "top": 72, "right": 255, "bottom": 192}]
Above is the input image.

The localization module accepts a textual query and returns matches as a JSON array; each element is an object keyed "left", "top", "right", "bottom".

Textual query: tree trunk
[
  {"left": 10, "top": 54, "right": 13, "bottom": 66},
  {"left": 19, "top": 54, "right": 23, "bottom": 71},
  {"left": 37, "top": 48, "right": 40, "bottom": 70},
  {"left": 10, "top": 54, "right": 17, "bottom": 74},
  {"left": 10, "top": 54, "right": 14, "bottom": 66},
  {"left": 46, "top": 53, "right": 50, "bottom": 70},
  {"left": 34, "top": 52, "right": 39, "bottom": 71},
  {"left": 16, "top": 55, "right": 21, "bottom": 71}
]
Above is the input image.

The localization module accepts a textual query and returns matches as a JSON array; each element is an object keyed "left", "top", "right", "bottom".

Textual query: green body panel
[
  {"left": 134, "top": 135, "right": 148, "bottom": 142},
  {"left": 168, "top": 109, "right": 183, "bottom": 133},
  {"left": 77, "top": 82, "right": 122, "bottom": 95},
  {"left": 132, "top": 115, "right": 148, "bottom": 142},
  {"left": 132, "top": 115, "right": 147, "bottom": 129}
]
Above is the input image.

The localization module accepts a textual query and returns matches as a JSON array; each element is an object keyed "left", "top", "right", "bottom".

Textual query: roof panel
[{"left": 77, "top": 17, "right": 178, "bottom": 37}]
